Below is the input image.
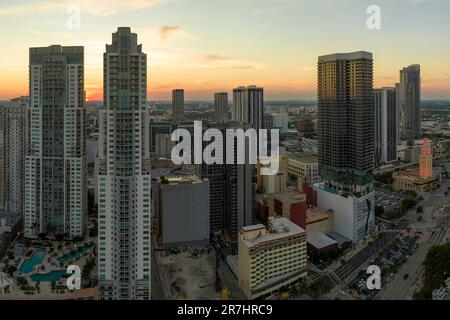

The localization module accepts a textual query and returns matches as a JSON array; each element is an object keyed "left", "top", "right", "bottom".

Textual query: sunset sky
[{"left": 1, "top": 0, "right": 450, "bottom": 101}]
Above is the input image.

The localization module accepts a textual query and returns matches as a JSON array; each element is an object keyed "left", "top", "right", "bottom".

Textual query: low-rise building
[
  {"left": 392, "top": 169, "right": 439, "bottom": 192},
  {"left": 288, "top": 152, "right": 320, "bottom": 184},
  {"left": 267, "top": 190, "right": 307, "bottom": 228},
  {"left": 237, "top": 217, "right": 307, "bottom": 299}
]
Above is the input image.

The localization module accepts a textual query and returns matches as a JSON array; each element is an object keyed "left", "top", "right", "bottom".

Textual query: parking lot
[
  {"left": 350, "top": 235, "right": 418, "bottom": 300},
  {"left": 375, "top": 187, "right": 406, "bottom": 213}
]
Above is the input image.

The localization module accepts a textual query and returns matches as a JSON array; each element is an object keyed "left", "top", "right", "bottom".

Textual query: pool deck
[{"left": 1, "top": 237, "right": 97, "bottom": 297}]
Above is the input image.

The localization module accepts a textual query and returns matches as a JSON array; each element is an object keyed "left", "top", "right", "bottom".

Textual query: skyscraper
[
  {"left": 98, "top": 27, "right": 151, "bottom": 300},
  {"left": 396, "top": 64, "right": 421, "bottom": 141},
  {"left": 2, "top": 97, "right": 28, "bottom": 215},
  {"left": 0, "top": 105, "right": 4, "bottom": 212},
  {"left": 25, "top": 45, "right": 87, "bottom": 239},
  {"left": 317, "top": 51, "right": 374, "bottom": 194},
  {"left": 214, "top": 92, "right": 228, "bottom": 122},
  {"left": 232, "top": 86, "right": 264, "bottom": 131},
  {"left": 315, "top": 51, "right": 375, "bottom": 243},
  {"left": 374, "top": 88, "right": 397, "bottom": 166},
  {"left": 172, "top": 89, "right": 184, "bottom": 122},
  {"left": 225, "top": 123, "right": 256, "bottom": 238},
  {"left": 197, "top": 122, "right": 256, "bottom": 237}
]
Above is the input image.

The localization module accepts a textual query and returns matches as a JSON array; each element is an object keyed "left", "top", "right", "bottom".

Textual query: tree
[
  {"left": 416, "top": 205, "right": 424, "bottom": 214},
  {"left": 7, "top": 265, "right": 17, "bottom": 275},
  {"left": 375, "top": 205, "right": 385, "bottom": 217},
  {"left": 414, "top": 242, "right": 450, "bottom": 300}
]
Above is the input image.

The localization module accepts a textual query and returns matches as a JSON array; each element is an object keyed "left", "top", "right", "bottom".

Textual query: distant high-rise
[
  {"left": 25, "top": 45, "right": 87, "bottom": 239},
  {"left": 317, "top": 51, "right": 374, "bottom": 194},
  {"left": 396, "top": 64, "right": 421, "bottom": 141},
  {"left": 214, "top": 92, "right": 228, "bottom": 122},
  {"left": 172, "top": 89, "right": 184, "bottom": 122},
  {"left": 232, "top": 86, "right": 264, "bottom": 131},
  {"left": 1, "top": 97, "right": 28, "bottom": 215},
  {"left": 98, "top": 27, "right": 151, "bottom": 300},
  {"left": 374, "top": 88, "right": 397, "bottom": 166}
]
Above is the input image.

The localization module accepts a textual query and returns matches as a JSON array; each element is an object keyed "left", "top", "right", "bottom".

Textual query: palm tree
[{"left": 46, "top": 224, "right": 57, "bottom": 240}]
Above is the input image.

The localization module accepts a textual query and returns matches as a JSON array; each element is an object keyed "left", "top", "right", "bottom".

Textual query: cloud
[
  {"left": 0, "top": 0, "right": 166, "bottom": 16},
  {"left": 199, "top": 54, "right": 260, "bottom": 70},
  {"left": 157, "top": 25, "right": 196, "bottom": 42}
]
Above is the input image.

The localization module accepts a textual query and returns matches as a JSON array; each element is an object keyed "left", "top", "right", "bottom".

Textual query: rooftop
[
  {"left": 306, "top": 207, "right": 330, "bottom": 224},
  {"left": 288, "top": 152, "right": 318, "bottom": 164},
  {"left": 307, "top": 231, "right": 337, "bottom": 249},
  {"left": 270, "top": 190, "right": 306, "bottom": 205},
  {"left": 318, "top": 51, "right": 372, "bottom": 62},
  {"left": 240, "top": 217, "right": 305, "bottom": 248}
]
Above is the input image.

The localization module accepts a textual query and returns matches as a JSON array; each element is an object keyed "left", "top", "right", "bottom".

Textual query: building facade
[
  {"left": 154, "top": 133, "right": 174, "bottom": 158},
  {"left": 2, "top": 97, "right": 28, "bottom": 215},
  {"left": 214, "top": 92, "right": 228, "bottom": 122},
  {"left": 316, "top": 51, "right": 375, "bottom": 243},
  {"left": 287, "top": 153, "right": 320, "bottom": 184},
  {"left": 232, "top": 86, "right": 264, "bottom": 131},
  {"left": 156, "top": 175, "right": 210, "bottom": 247},
  {"left": 317, "top": 51, "right": 374, "bottom": 195},
  {"left": 172, "top": 89, "right": 184, "bottom": 122},
  {"left": 237, "top": 217, "right": 307, "bottom": 299},
  {"left": 374, "top": 87, "right": 397, "bottom": 166},
  {"left": 197, "top": 122, "right": 256, "bottom": 237},
  {"left": 98, "top": 28, "right": 151, "bottom": 300},
  {"left": 272, "top": 113, "right": 289, "bottom": 134},
  {"left": 25, "top": 45, "right": 87, "bottom": 239},
  {"left": 397, "top": 64, "right": 421, "bottom": 141}
]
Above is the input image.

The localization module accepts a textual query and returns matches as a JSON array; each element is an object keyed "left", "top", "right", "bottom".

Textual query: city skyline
[{"left": 1, "top": 0, "right": 450, "bottom": 100}]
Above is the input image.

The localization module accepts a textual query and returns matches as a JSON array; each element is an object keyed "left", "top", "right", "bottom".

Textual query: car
[{"left": 403, "top": 274, "right": 409, "bottom": 280}]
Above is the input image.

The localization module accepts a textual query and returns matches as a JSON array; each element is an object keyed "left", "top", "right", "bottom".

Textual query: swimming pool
[
  {"left": 57, "top": 242, "right": 96, "bottom": 264},
  {"left": 19, "top": 249, "right": 45, "bottom": 274},
  {"left": 30, "top": 270, "right": 69, "bottom": 282}
]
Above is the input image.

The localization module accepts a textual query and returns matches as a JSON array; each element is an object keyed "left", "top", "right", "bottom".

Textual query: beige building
[
  {"left": 288, "top": 152, "right": 320, "bottom": 184},
  {"left": 393, "top": 138, "right": 439, "bottom": 192},
  {"left": 264, "top": 172, "right": 287, "bottom": 194},
  {"left": 257, "top": 155, "right": 289, "bottom": 193},
  {"left": 237, "top": 217, "right": 307, "bottom": 299},
  {"left": 392, "top": 170, "right": 438, "bottom": 192}
]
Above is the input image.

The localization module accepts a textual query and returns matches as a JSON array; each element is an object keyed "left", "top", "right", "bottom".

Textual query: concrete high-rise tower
[
  {"left": 98, "top": 27, "right": 151, "bottom": 300},
  {"left": 214, "top": 92, "right": 228, "bottom": 122},
  {"left": 374, "top": 88, "right": 397, "bottom": 166},
  {"left": 25, "top": 45, "right": 87, "bottom": 239},
  {"left": 172, "top": 89, "right": 184, "bottom": 122},
  {"left": 396, "top": 64, "right": 421, "bottom": 141},
  {"left": 232, "top": 86, "right": 264, "bottom": 131},
  {"left": 196, "top": 122, "right": 256, "bottom": 237},
  {"left": 315, "top": 51, "right": 375, "bottom": 243},
  {"left": 2, "top": 97, "right": 28, "bottom": 215},
  {"left": 317, "top": 51, "right": 374, "bottom": 194}
]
